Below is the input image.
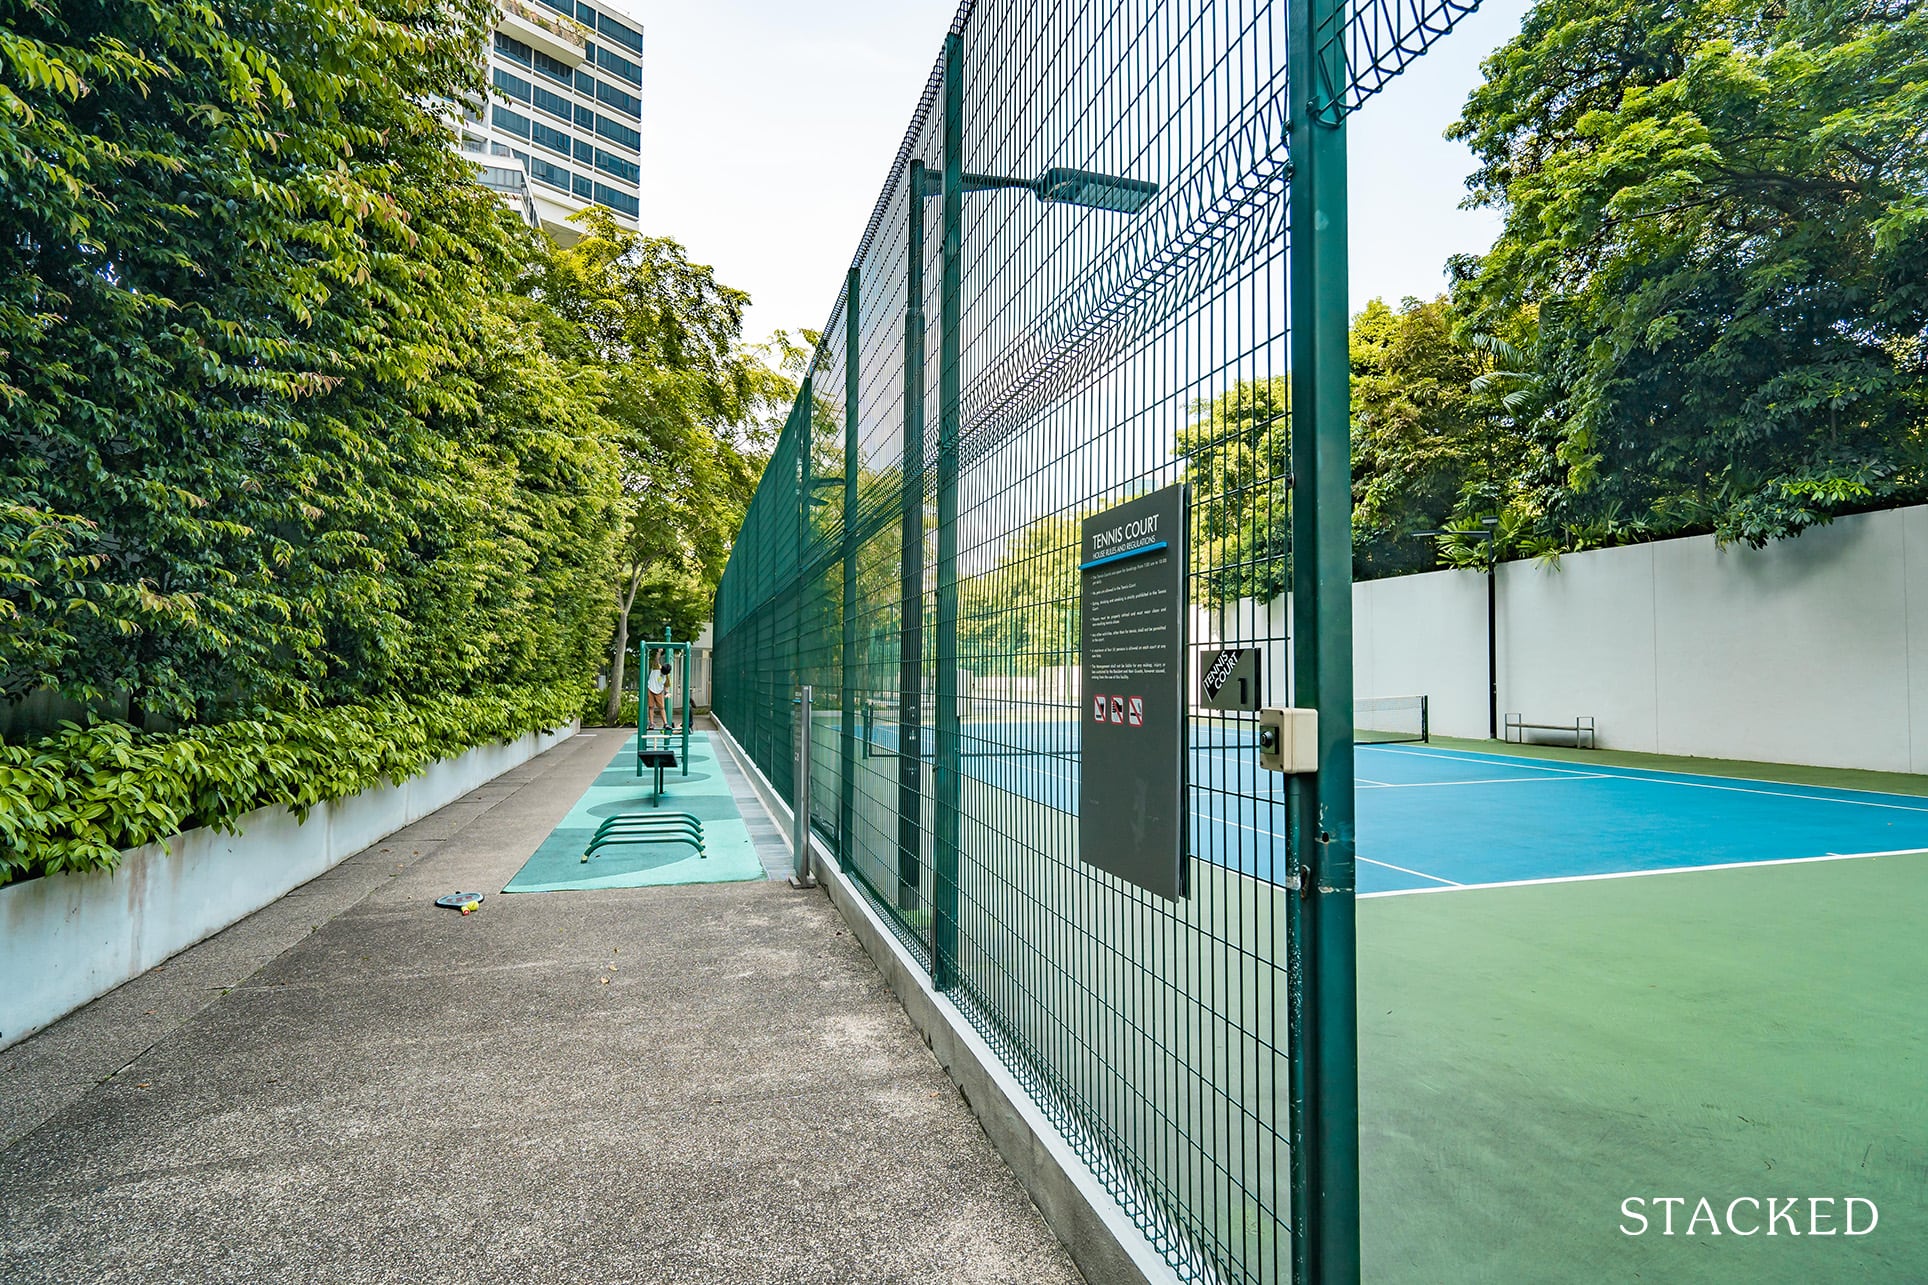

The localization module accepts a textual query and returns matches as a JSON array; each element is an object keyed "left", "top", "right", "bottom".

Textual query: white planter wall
[
  {"left": 1351, "top": 504, "right": 1928, "bottom": 773},
  {"left": 0, "top": 724, "right": 575, "bottom": 1050}
]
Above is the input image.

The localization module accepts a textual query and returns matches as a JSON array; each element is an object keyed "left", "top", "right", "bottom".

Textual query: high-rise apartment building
[{"left": 457, "top": 0, "right": 645, "bottom": 242}]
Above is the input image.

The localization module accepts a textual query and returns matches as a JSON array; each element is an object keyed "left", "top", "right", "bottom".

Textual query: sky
[{"left": 619, "top": 0, "right": 1537, "bottom": 342}]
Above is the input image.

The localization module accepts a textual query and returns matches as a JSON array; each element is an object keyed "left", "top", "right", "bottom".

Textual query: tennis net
[{"left": 1355, "top": 694, "right": 1429, "bottom": 744}]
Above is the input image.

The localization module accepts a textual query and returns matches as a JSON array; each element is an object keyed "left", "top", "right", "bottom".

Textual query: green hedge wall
[
  {"left": 2, "top": 0, "right": 627, "bottom": 879},
  {"left": 2, "top": 0, "right": 623, "bottom": 726},
  {"left": 0, "top": 683, "right": 582, "bottom": 886}
]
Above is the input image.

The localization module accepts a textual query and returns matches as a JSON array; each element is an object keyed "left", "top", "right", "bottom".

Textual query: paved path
[{"left": 0, "top": 728, "right": 1081, "bottom": 1284}]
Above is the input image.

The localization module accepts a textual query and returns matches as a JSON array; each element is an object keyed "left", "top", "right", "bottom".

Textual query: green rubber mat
[{"left": 503, "top": 730, "right": 765, "bottom": 891}]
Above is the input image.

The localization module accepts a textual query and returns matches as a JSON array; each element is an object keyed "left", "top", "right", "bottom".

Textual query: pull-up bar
[{"left": 639, "top": 625, "right": 693, "bottom": 778}]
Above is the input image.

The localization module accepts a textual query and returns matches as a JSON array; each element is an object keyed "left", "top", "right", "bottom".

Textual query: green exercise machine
[
  {"left": 638, "top": 626, "right": 693, "bottom": 793},
  {"left": 583, "top": 629, "right": 703, "bottom": 863}
]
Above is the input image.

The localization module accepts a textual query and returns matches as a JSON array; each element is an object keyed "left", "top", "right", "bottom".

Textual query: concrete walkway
[{"left": 0, "top": 728, "right": 1082, "bottom": 1284}]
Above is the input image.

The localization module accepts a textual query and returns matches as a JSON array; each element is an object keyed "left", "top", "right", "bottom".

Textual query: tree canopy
[
  {"left": 1450, "top": 0, "right": 1928, "bottom": 548},
  {"left": 2, "top": 0, "right": 628, "bottom": 728},
  {"left": 1196, "top": 0, "right": 1928, "bottom": 589}
]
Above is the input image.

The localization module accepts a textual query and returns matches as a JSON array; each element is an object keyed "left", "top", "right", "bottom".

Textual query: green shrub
[
  {"left": 580, "top": 688, "right": 641, "bottom": 729},
  {"left": 0, "top": 683, "right": 582, "bottom": 886}
]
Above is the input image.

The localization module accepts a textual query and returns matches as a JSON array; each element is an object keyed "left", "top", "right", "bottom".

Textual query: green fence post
[
  {"left": 1288, "top": 0, "right": 1361, "bottom": 1278},
  {"left": 797, "top": 378, "right": 814, "bottom": 791},
  {"left": 931, "top": 30, "right": 964, "bottom": 993},
  {"left": 840, "top": 268, "right": 861, "bottom": 860},
  {"left": 897, "top": 161, "right": 929, "bottom": 914}
]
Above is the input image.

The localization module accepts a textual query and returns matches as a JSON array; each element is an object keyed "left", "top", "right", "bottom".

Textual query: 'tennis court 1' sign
[{"left": 1079, "top": 483, "right": 1189, "bottom": 900}]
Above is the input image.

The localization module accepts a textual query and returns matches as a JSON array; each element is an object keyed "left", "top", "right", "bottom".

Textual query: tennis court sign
[
  {"left": 1200, "top": 647, "right": 1259, "bottom": 711},
  {"left": 1080, "top": 483, "right": 1189, "bottom": 900}
]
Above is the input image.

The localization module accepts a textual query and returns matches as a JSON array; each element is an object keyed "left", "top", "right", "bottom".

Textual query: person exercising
[{"left": 646, "top": 660, "right": 672, "bottom": 731}]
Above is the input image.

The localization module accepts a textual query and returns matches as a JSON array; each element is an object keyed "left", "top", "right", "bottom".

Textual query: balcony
[
  {"left": 457, "top": 136, "right": 540, "bottom": 228},
  {"left": 499, "top": 0, "right": 586, "bottom": 64}
]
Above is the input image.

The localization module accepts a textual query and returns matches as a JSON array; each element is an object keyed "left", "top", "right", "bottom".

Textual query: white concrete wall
[
  {"left": 0, "top": 724, "right": 575, "bottom": 1050},
  {"left": 1350, "top": 504, "right": 1928, "bottom": 772},
  {"left": 1355, "top": 573, "right": 1488, "bottom": 736}
]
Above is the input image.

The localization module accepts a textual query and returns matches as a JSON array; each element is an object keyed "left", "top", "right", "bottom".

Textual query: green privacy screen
[{"left": 712, "top": 2, "right": 1479, "bottom": 1280}]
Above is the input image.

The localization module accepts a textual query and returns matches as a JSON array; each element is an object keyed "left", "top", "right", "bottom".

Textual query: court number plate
[{"left": 1201, "top": 648, "right": 1259, "bottom": 711}]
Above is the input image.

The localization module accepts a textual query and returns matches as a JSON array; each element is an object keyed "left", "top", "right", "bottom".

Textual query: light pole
[
  {"left": 1415, "top": 515, "right": 1501, "bottom": 738},
  {"left": 899, "top": 30, "right": 1159, "bottom": 990}
]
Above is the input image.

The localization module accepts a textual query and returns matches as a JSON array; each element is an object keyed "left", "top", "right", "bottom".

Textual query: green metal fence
[{"left": 713, "top": 3, "right": 1480, "bottom": 1280}]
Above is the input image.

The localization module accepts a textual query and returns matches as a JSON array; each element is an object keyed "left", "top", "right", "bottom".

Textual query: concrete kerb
[
  {"left": 708, "top": 716, "right": 1185, "bottom": 1285},
  {"left": 0, "top": 724, "right": 577, "bottom": 1051}
]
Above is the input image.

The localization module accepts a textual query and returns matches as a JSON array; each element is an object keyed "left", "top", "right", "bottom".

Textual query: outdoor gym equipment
[
  {"left": 579, "top": 628, "right": 705, "bottom": 864},
  {"left": 581, "top": 812, "right": 704, "bottom": 863},
  {"left": 639, "top": 626, "right": 693, "bottom": 785}
]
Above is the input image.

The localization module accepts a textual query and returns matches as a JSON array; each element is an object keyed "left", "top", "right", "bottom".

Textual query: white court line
[
  {"left": 1359, "top": 856, "right": 1462, "bottom": 887},
  {"left": 1359, "top": 745, "right": 1605, "bottom": 779},
  {"left": 1186, "top": 809, "right": 1465, "bottom": 888},
  {"left": 1364, "top": 744, "right": 1928, "bottom": 813},
  {"left": 1358, "top": 847, "right": 1928, "bottom": 900},
  {"left": 1357, "top": 774, "right": 1609, "bottom": 789}
]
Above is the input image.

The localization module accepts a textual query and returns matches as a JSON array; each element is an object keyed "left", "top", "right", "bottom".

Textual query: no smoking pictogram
[
  {"left": 1127, "top": 696, "right": 1144, "bottom": 727},
  {"left": 1092, "top": 693, "right": 1107, "bottom": 722},
  {"left": 1109, "top": 696, "right": 1126, "bottom": 725}
]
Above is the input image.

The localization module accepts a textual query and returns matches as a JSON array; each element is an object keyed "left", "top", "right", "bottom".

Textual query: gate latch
[{"left": 1257, "top": 707, "right": 1318, "bottom": 774}]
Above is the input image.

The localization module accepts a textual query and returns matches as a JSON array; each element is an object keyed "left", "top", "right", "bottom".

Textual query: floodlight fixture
[
  {"left": 1035, "top": 167, "right": 1160, "bottom": 213},
  {"left": 955, "top": 167, "right": 1160, "bottom": 214}
]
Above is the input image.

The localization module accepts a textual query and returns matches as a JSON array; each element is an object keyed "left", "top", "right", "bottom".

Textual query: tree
[
  {"left": 2, "top": 0, "right": 624, "bottom": 730},
  {"left": 958, "top": 512, "right": 1082, "bottom": 677},
  {"left": 1176, "top": 379, "right": 1292, "bottom": 604},
  {"left": 1451, "top": 0, "right": 1928, "bottom": 548},
  {"left": 534, "top": 210, "right": 801, "bottom": 721}
]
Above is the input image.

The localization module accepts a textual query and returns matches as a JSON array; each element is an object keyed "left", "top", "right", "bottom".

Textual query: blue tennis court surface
[
  {"left": 916, "top": 720, "right": 1928, "bottom": 894},
  {"left": 1352, "top": 744, "right": 1928, "bottom": 893}
]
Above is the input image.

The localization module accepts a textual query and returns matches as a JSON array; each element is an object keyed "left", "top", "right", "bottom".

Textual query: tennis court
[
  {"left": 866, "top": 711, "right": 1928, "bottom": 893},
  {"left": 852, "top": 707, "right": 1928, "bottom": 1280},
  {"left": 1346, "top": 746, "right": 1928, "bottom": 1283}
]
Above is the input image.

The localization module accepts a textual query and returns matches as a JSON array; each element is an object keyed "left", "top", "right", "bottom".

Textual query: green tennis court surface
[
  {"left": 503, "top": 731, "right": 764, "bottom": 891},
  {"left": 1361, "top": 846, "right": 1928, "bottom": 1283},
  {"left": 900, "top": 718, "right": 1928, "bottom": 1278}
]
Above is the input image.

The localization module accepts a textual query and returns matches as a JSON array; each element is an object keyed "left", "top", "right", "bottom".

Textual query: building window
[
  {"left": 595, "top": 45, "right": 642, "bottom": 86},
  {"left": 594, "top": 148, "right": 640, "bottom": 185},
  {"left": 573, "top": 173, "right": 594, "bottom": 199},
  {"left": 490, "top": 105, "right": 532, "bottom": 139},
  {"left": 532, "top": 120, "right": 571, "bottom": 156},
  {"left": 597, "top": 12, "right": 643, "bottom": 55},
  {"left": 532, "top": 49, "right": 573, "bottom": 83},
  {"left": 573, "top": 137, "right": 594, "bottom": 163},
  {"left": 531, "top": 83, "right": 571, "bottom": 120},
  {"left": 575, "top": 103, "right": 595, "bottom": 129},
  {"left": 575, "top": 2, "right": 597, "bottom": 23},
  {"left": 528, "top": 156, "right": 572, "bottom": 191},
  {"left": 493, "top": 32, "right": 533, "bottom": 67},
  {"left": 492, "top": 68, "right": 532, "bottom": 102},
  {"left": 595, "top": 80, "right": 641, "bottom": 119},
  {"left": 594, "top": 114, "right": 640, "bottom": 151},
  {"left": 573, "top": 68, "right": 596, "bottom": 96},
  {"left": 593, "top": 182, "right": 640, "bottom": 217},
  {"left": 535, "top": 0, "right": 570, "bottom": 13}
]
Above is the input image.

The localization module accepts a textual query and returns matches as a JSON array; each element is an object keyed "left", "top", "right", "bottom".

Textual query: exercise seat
[{"left": 636, "top": 735, "right": 680, "bottom": 803}]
